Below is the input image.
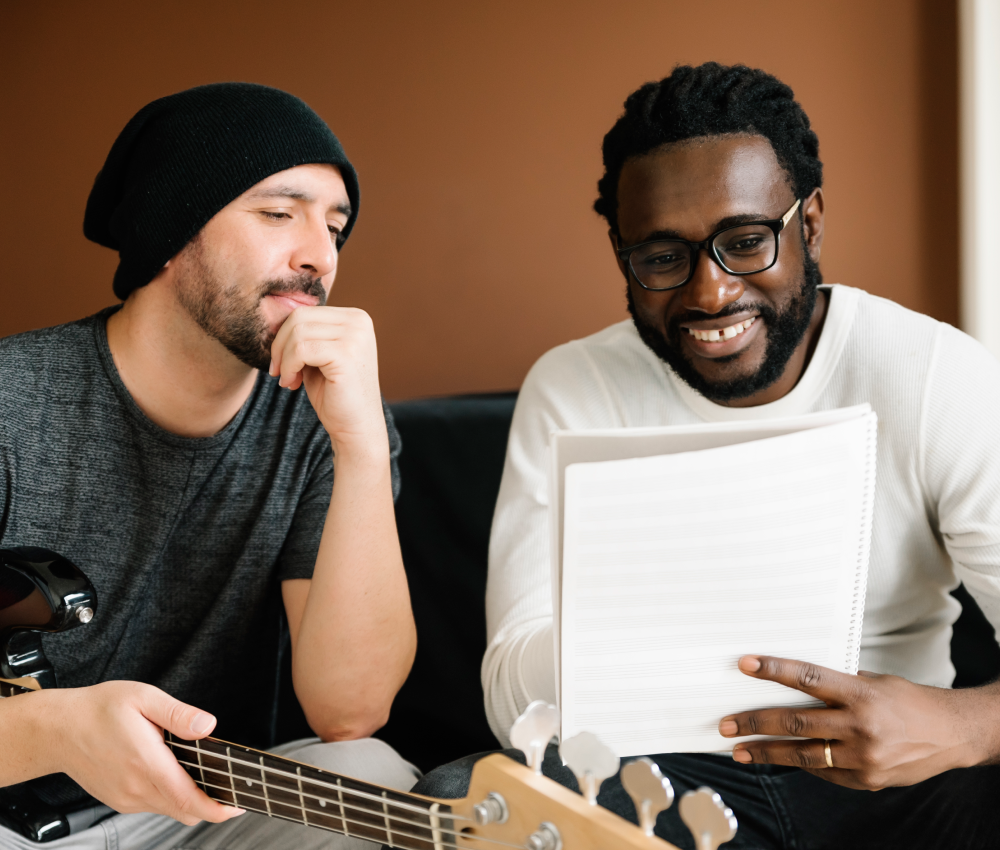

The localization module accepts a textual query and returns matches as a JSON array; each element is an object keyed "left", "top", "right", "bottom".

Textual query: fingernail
[
  {"left": 732, "top": 748, "right": 752, "bottom": 763},
  {"left": 230, "top": 808, "right": 246, "bottom": 816},
  {"left": 739, "top": 656, "right": 761, "bottom": 673},
  {"left": 190, "top": 713, "right": 214, "bottom": 736},
  {"left": 719, "top": 719, "right": 738, "bottom": 737},
  {"left": 268, "top": 360, "right": 276, "bottom": 377}
]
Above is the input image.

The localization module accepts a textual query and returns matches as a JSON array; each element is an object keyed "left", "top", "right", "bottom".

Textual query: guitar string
[
  {"left": 174, "top": 758, "right": 488, "bottom": 846},
  {"left": 185, "top": 775, "right": 527, "bottom": 850},
  {"left": 166, "top": 739, "right": 471, "bottom": 821}
]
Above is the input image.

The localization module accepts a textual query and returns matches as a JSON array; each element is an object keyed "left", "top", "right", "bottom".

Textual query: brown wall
[{"left": 1, "top": 0, "right": 957, "bottom": 399}]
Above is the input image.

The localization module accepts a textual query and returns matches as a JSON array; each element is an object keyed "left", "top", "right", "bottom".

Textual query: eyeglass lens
[{"left": 629, "top": 223, "right": 778, "bottom": 290}]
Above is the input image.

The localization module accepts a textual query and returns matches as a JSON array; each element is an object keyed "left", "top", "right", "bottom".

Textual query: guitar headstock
[
  {"left": 439, "top": 703, "right": 736, "bottom": 850},
  {"left": 449, "top": 753, "right": 678, "bottom": 850},
  {"left": 0, "top": 547, "right": 97, "bottom": 689}
]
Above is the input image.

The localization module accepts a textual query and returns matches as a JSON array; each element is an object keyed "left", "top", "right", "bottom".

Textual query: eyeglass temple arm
[{"left": 781, "top": 198, "right": 802, "bottom": 228}]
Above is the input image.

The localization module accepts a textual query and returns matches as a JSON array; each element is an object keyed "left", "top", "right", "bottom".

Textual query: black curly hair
[{"left": 594, "top": 63, "right": 822, "bottom": 235}]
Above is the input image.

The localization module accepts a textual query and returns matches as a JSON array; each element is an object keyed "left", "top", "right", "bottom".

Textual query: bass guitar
[{"left": 0, "top": 547, "right": 738, "bottom": 850}]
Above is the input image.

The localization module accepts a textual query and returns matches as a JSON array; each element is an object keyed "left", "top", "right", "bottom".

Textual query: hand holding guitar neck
[
  {"left": 0, "top": 549, "right": 244, "bottom": 839},
  {"left": 2, "top": 553, "right": 740, "bottom": 849}
]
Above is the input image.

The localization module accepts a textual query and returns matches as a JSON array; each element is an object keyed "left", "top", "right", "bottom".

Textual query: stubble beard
[
  {"left": 627, "top": 250, "right": 823, "bottom": 404},
  {"left": 173, "top": 234, "right": 327, "bottom": 372}
]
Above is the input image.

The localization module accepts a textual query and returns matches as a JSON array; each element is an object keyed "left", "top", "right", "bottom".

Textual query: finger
[
  {"left": 270, "top": 307, "right": 371, "bottom": 375},
  {"left": 275, "top": 337, "right": 359, "bottom": 389},
  {"left": 138, "top": 689, "right": 216, "bottom": 741},
  {"left": 800, "top": 766, "right": 869, "bottom": 789},
  {"left": 148, "top": 749, "right": 245, "bottom": 825},
  {"left": 719, "top": 706, "right": 844, "bottom": 739},
  {"left": 738, "top": 655, "right": 861, "bottom": 705},
  {"left": 732, "top": 737, "right": 849, "bottom": 771}
]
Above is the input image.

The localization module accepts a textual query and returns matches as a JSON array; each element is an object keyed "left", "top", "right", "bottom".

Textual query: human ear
[
  {"left": 802, "top": 188, "right": 825, "bottom": 262},
  {"left": 608, "top": 230, "right": 630, "bottom": 282}
]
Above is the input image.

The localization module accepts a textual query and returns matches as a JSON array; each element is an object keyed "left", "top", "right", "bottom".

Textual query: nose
[
  {"left": 680, "top": 247, "right": 745, "bottom": 315},
  {"left": 291, "top": 217, "right": 337, "bottom": 280}
]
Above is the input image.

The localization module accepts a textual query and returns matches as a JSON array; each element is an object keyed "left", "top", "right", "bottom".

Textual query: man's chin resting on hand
[{"left": 0, "top": 83, "right": 417, "bottom": 850}]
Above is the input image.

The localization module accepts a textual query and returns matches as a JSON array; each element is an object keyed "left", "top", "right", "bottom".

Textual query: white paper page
[
  {"left": 559, "top": 413, "right": 875, "bottom": 756},
  {"left": 548, "top": 404, "right": 871, "bottom": 704}
]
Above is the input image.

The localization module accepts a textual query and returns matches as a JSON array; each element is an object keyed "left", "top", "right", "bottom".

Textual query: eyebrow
[
  {"left": 245, "top": 185, "right": 352, "bottom": 217},
  {"left": 635, "top": 212, "right": 773, "bottom": 244}
]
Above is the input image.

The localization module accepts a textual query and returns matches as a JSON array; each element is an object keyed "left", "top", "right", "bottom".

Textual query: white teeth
[{"left": 686, "top": 316, "right": 756, "bottom": 342}]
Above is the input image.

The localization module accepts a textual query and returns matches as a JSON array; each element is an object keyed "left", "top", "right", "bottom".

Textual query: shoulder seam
[
  {"left": 917, "top": 322, "right": 944, "bottom": 504},
  {"left": 575, "top": 340, "right": 620, "bottom": 424}
]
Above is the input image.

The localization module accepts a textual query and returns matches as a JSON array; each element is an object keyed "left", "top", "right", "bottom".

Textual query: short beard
[
  {"left": 173, "top": 234, "right": 327, "bottom": 371},
  {"left": 627, "top": 249, "right": 823, "bottom": 403}
]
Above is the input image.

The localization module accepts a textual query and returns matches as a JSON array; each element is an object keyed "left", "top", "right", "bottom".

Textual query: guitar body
[
  {"left": 0, "top": 547, "right": 100, "bottom": 841},
  {"left": 1, "top": 551, "right": 687, "bottom": 849},
  {"left": 0, "top": 547, "right": 98, "bottom": 688}
]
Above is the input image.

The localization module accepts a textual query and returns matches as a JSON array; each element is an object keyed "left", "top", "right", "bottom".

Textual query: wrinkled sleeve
[
  {"left": 922, "top": 325, "right": 1000, "bottom": 642},
  {"left": 483, "top": 344, "right": 619, "bottom": 744},
  {"left": 277, "top": 398, "right": 401, "bottom": 582}
]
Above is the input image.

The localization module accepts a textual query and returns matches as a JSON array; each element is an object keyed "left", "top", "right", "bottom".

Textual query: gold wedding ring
[{"left": 824, "top": 740, "right": 834, "bottom": 769}]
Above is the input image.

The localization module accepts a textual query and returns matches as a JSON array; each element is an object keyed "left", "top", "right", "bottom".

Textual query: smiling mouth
[{"left": 685, "top": 316, "right": 756, "bottom": 342}]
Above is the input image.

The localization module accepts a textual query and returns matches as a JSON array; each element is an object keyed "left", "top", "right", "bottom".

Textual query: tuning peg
[
  {"left": 620, "top": 757, "right": 674, "bottom": 836},
  {"left": 679, "top": 787, "right": 738, "bottom": 850},
  {"left": 558, "top": 731, "right": 620, "bottom": 805},
  {"left": 510, "top": 700, "right": 560, "bottom": 774}
]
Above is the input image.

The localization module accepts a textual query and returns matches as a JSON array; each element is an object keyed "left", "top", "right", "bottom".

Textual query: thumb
[{"left": 140, "top": 689, "right": 217, "bottom": 740}]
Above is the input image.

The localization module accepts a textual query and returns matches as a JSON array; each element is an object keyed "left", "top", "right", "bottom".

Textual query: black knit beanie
[{"left": 84, "top": 82, "right": 360, "bottom": 300}]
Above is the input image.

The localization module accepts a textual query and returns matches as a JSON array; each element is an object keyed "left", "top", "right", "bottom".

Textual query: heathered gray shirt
[{"left": 0, "top": 307, "right": 401, "bottom": 749}]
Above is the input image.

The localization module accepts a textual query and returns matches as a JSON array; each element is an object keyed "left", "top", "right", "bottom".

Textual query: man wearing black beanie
[{"left": 0, "top": 83, "right": 418, "bottom": 849}]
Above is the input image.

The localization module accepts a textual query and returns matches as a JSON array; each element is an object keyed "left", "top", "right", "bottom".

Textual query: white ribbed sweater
[{"left": 482, "top": 285, "right": 1000, "bottom": 746}]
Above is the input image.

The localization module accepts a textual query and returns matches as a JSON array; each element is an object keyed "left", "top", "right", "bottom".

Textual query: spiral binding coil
[{"left": 846, "top": 412, "right": 878, "bottom": 674}]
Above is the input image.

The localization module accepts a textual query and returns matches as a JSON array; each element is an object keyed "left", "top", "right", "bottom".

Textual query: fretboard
[{"left": 165, "top": 733, "right": 457, "bottom": 850}]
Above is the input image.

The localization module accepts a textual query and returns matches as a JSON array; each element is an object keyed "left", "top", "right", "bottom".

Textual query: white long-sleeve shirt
[{"left": 482, "top": 284, "right": 1000, "bottom": 745}]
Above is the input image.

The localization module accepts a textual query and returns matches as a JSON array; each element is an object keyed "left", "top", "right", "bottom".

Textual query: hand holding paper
[
  {"left": 553, "top": 406, "right": 877, "bottom": 756},
  {"left": 718, "top": 655, "right": 987, "bottom": 789}
]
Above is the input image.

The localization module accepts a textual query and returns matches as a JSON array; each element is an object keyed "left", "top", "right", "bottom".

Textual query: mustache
[
  {"left": 259, "top": 274, "right": 327, "bottom": 306},
  {"left": 667, "top": 300, "right": 776, "bottom": 332}
]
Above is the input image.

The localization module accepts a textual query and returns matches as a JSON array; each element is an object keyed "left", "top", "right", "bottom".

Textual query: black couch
[{"left": 279, "top": 391, "right": 1000, "bottom": 774}]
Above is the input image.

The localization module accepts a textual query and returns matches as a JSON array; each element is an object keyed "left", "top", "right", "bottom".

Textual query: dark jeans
[{"left": 407, "top": 746, "right": 1000, "bottom": 850}]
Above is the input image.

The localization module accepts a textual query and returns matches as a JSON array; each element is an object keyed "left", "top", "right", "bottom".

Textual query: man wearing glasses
[{"left": 415, "top": 63, "right": 1000, "bottom": 848}]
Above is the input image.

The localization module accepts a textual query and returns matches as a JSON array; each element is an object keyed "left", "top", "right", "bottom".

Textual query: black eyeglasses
[{"left": 617, "top": 199, "right": 801, "bottom": 292}]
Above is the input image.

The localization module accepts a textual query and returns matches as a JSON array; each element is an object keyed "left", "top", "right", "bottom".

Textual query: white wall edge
[{"left": 960, "top": 0, "right": 1000, "bottom": 356}]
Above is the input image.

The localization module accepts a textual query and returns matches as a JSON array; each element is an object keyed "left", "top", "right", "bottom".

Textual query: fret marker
[
  {"left": 319, "top": 800, "right": 326, "bottom": 808},
  {"left": 246, "top": 779, "right": 252, "bottom": 786}
]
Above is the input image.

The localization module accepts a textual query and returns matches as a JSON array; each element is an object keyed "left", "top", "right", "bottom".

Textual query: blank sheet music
[{"left": 558, "top": 410, "right": 876, "bottom": 755}]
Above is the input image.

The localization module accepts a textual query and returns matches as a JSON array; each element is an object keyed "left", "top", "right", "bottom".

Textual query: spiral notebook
[{"left": 551, "top": 405, "right": 877, "bottom": 756}]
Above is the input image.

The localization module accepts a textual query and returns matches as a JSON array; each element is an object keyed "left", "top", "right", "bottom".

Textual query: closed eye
[{"left": 260, "top": 211, "right": 291, "bottom": 221}]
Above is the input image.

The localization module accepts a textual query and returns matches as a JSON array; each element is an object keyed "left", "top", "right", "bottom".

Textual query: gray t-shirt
[{"left": 0, "top": 307, "right": 401, "bottom": 749}]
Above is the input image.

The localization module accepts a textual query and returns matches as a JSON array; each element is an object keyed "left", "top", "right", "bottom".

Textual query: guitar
[{"left": 0, "top": 548, "right": 737, "bottom": 850}]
